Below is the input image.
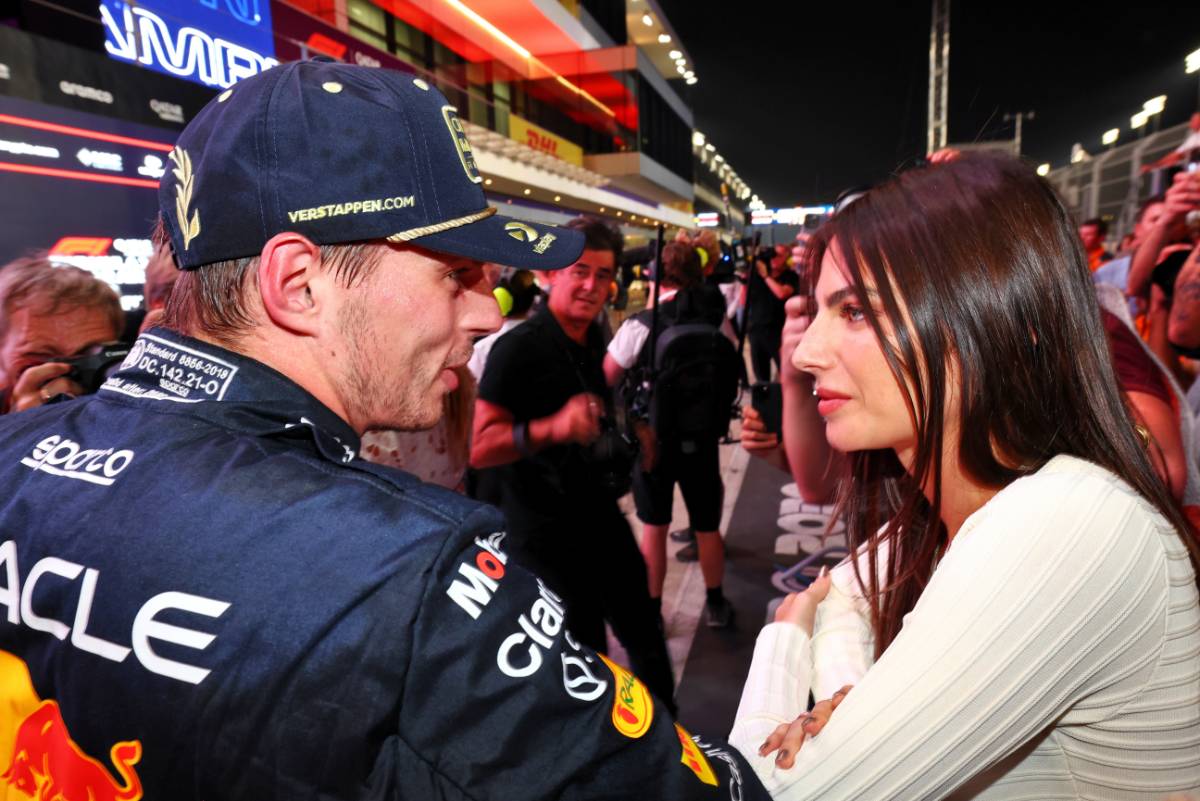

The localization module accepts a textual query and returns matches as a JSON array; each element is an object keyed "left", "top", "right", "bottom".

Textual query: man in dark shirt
[
  {"left": 746, "top": 244, "right": 800, "bottom": 383},
  {"left": 0, "top": 61, "right": 767, "bottom": 800},
  {"left": 471, "top": 216, "right": 677, "bottom": 710}
]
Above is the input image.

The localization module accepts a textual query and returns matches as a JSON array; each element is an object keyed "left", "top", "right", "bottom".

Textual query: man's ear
[{"left": 257, "top": 233, "right": 326, "bottom": 336}]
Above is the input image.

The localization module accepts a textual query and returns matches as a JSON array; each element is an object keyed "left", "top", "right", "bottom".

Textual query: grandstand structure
[{"left": 1046, "top": 120, "right": 1190, "bottom": 238}]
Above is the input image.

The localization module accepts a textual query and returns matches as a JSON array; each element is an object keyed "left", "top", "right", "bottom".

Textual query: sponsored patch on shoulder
[
  {"left": 597, "top": 654, "right": 653, "bottom": 739},
  {"left": 675, "top": 723, "right": 718, "bottom": 786}
]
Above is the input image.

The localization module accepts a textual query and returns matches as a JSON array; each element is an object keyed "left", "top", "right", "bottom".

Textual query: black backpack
[{"left": 627, "top": 287, "right": 740, "bottom": 443}]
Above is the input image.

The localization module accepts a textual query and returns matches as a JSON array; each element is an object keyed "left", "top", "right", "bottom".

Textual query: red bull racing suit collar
[{"left": 98, "top": 327, "right": 361, "bottom": 466}]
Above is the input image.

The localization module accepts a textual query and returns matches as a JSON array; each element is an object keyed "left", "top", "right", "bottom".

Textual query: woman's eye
[{"left": 839, "top": 303, "right": 865, "bottom": 322}]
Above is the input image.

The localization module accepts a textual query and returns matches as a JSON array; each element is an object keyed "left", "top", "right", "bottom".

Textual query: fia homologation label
[{"left": 104, "top": 334, "right": 239, "bottom": 402}]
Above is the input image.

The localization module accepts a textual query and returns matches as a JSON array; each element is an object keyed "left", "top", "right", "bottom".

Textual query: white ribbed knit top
[{"left": 729, "top": 455, "right": 1200, "bottom": 799}]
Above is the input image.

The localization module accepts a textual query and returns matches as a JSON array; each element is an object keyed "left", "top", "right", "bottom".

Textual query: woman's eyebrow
[{"left": 822, "top": 286, "right": 879, "bottom": 306}]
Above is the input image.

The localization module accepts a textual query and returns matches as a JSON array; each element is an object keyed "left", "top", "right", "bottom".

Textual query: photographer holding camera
[
  {"left": 0, "top": 256, "right": 124, "bottom": 415},
  {"left": 470, "top": 215, "right": 676, "bottom": 711}
]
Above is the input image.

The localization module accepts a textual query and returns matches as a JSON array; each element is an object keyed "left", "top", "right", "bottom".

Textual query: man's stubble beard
[{"left": 337, "top": 295, "right": 444, "bottom": 433}]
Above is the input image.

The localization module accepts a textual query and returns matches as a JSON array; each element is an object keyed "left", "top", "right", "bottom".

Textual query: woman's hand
[
  {"left": 773, "top": 570, "right": 831, "bottom": 634},
  {"left": 740, "top": 405, "right": 779, "bottom": 452},
  {"left": 740, "top": 405, "right": 791, "bottom": 473},
  {"left": 757, "top": 684, "right": 854, "bottom": 768},
  {"left": 779, "top": 295, "right": 816, "bottom": 384}
]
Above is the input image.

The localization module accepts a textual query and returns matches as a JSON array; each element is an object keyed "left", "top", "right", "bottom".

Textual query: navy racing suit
[{"left": 0, "top": 328, "right": 770, "bottom": 801}]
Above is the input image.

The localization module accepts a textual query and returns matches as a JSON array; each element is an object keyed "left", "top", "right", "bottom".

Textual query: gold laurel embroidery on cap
[
  {"left": 168, "top": 147, "right": 200, "bottom": 250},
  {"left": 385, "top": 207, "right": 496, "bottom": 241}
]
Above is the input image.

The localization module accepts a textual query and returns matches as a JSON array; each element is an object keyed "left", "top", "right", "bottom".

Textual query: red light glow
[
  {"left": 0, "top": 162, "right": 160, "bottom": 189},
  {"left": 0, "top": 114, "right": 174, "bottom": 152}
]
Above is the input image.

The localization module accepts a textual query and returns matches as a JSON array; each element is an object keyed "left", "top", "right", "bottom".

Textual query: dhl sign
[{"left": 508, "top": 115, "right": 583, "bottom": 167}]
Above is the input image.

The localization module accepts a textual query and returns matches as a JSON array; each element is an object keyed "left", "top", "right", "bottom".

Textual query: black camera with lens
[
  {"left": 60, "top": 344, "right": 132, "bottom": 394},
  {"left": 583, "top": 417, "right": 638, "bottom": 499},
  {"left": 755, "top": 244, "right": 778, "bottom": 262}
]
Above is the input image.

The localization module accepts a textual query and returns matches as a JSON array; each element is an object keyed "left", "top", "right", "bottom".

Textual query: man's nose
[{"left": 467, "top": 284, "right": 503, "bottom": 336}]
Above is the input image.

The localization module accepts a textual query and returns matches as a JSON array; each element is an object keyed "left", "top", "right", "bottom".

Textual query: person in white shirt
[
  {"left": 728, "top": 152, "right": 1200, "bottom": 800},
  {"left": 604, "top": 242, "right": 739, "bottom": 627}
]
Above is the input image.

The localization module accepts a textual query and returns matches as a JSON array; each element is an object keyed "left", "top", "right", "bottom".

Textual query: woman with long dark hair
[{"left": 728, "top": 153, "right": 1200, "bottom": 798}]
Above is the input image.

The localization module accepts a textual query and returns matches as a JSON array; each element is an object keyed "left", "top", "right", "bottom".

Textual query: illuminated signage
[
  {"left": 694, "top": 212, "right": 719, "bottom": 228},
  {"left": 0, "top": 140, "right": 59, "bottom": 159},
  {"left": 0, "top": 110, "right": 173, "bottom": 187},
  {"left": 509, "top": 114, "right": 583, "bottom": 166},
  {"left": 750, "top": 206, "right": 835, "bottom": 226},
  {"left": 59, "top": 81, "right": 114, "bottom": 105},
  {"left": 137, "top": 154, "right": 166, "bottom": 178},
  {"left": 77, "top": 148, "right": 124, "bottom": 172},
  {"left": 50, "top": 237, "right": 154, "bottom": 311},
  {"left": 0, "top": 95, "right": 174, "bottom": 303},
  {"left": 100, "top": 0, "right": 278, "bottom": 89},
  {"left": 149, "top": 99, "right": 184, "bottom": 123}
]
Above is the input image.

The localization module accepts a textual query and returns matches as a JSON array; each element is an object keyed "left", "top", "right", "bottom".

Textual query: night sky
[{"left": 659, "top": 0, "right": 1199, "bottom": 208}]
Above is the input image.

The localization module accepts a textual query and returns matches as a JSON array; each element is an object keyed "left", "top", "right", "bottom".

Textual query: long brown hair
[{"left": 805, "top": 153, "right": 1200, "bottom": 657}]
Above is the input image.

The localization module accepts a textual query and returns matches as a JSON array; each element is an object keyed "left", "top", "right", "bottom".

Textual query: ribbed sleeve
[
  {"left": 729, "top": 623, "right": 813, "bottom": 766},
  {"left": 809, "top": 556, "right": 875, "bottom": 701}
]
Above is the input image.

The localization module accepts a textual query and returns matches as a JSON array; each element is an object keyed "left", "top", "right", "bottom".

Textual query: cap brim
[{"left": 406, "top": 211, "right": 584, "bottom": 271}]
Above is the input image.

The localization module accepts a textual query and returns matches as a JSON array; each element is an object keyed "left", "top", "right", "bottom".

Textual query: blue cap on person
[{"left": 159, "top": 59, "right": 584, "bottom": 271}]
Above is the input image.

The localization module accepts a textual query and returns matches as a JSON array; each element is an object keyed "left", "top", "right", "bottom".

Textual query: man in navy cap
[{"left": 0, "top": 61, "right": 770, "bottom": 800}]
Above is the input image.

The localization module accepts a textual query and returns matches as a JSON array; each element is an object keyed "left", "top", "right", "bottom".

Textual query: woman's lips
[{"left": 815, "top": 388, "right": 850, "bottom": 416}]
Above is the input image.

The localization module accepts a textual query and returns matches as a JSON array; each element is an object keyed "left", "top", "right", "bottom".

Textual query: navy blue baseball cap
[{"left": 159, "top": 59, "right": 584, "bottom": 271}]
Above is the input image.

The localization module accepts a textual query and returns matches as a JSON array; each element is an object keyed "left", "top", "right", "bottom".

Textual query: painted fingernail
[
  {"left": 758, "top": 741, "right": 770, "bottom": 755},
  {"left": 775, "top": 749, "right": 789, "bottom": 764},
  {"left": 818, "top": 565, "right": 828, "bottom": 578}
]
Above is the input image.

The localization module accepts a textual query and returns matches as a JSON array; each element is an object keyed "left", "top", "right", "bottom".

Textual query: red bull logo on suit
[
  {"left": 3, "top": 701, "right": 142, "bottom": 801},
  {"left": 0, "top": 651, "right": 142, "bottom": 801}
]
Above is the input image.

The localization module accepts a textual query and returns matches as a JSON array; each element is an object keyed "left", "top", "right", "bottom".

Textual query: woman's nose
[{"left": 793, "top": 312, "right": 830, "bottom": 374}]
